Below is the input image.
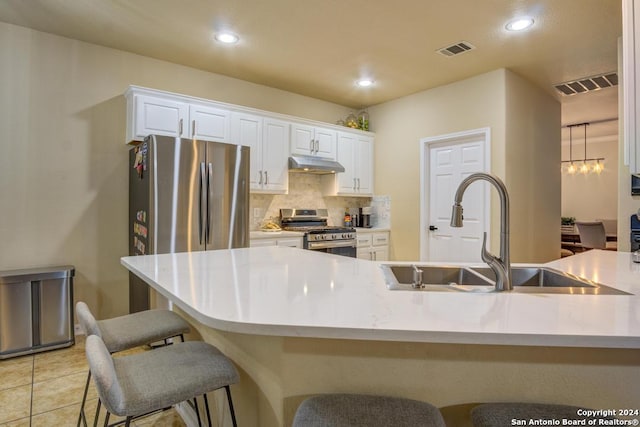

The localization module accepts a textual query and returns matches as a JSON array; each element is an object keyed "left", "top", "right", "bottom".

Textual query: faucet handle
[
  {"left": 480, "top": 232, "right": 498, "bottom": 265},
  {"left": 412, "top": 264, "right": 423, "bottom": 289}
]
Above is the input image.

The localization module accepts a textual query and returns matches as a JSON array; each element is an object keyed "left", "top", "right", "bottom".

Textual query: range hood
[{"left": 288, "top": 155, "right": 345, "bottom": 174}]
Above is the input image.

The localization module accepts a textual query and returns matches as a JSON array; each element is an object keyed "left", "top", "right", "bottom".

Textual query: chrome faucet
[{"left": 450, "top": 173, "right": 512, "bottom": 291}]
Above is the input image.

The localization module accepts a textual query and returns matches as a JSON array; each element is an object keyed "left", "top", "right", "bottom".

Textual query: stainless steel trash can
[{"left": 0, "top": 265, "right": 75, "bottom": 359}]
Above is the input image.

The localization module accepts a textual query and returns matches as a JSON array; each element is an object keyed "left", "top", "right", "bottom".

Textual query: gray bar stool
[
  {"left": 85, "top": 334, "right": 239, "bottom": 427},
  {"left": 471, "top": 402, "right": 617, "bottom": 426},
  {"left": 292, "top": 394, "right": 446, "bottom": 427},
  {"left": 75, "top": 301, "right": 190, "bottom": 427}
]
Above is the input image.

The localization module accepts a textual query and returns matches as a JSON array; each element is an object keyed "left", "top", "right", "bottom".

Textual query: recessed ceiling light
[
  {"left": 356, "top": 79, "right": 374, "bottom": 87},
  {"left": 214, "top": 32, "right": 239, "bottom": 44},
  {"left": 505, "top": 17, "right": 534, "bottom": 31}
]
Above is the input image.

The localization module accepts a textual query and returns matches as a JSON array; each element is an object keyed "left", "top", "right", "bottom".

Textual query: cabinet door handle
[
  {"left": 179, "top": 118, "right": 183, "bottom": 136},
  {"left": 192, "top": 120, "right": 196, "bottom": 136},
  {"left": 315, "top": 139, "right": 319, "bottom": 153},
  {"left": 310, "top": 139, "right": 314, "bottom": 153},
  {"left": 357, "top": 178, "right": 360, "bottom": 190},
  {"left": 265, "top": 171, "right": 268, "bottom": 185},
  {"left": 259, "top": 170, "right": 263, "bottom": 185}
]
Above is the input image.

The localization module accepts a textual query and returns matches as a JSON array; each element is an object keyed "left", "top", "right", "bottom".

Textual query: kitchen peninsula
[{"left": 121, "top": 248, "right": 640, "bottom": 426}]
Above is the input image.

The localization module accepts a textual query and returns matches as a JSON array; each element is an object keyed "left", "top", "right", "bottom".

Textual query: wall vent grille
[
  {"left": 437, "top": 41, "right": 476, "bottom": 57},
  {"left": 554, "top": 72, "right": 618, "bottom": 96}
]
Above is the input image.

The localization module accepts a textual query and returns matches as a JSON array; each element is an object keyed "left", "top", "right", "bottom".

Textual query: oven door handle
[{"left": 307, "top": 240, "right": 356, "bottom": 250}]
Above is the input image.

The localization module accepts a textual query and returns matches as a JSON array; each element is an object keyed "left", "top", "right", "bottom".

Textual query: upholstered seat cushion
[
  {"left": 76, "top": 302, "right": 190, "bottom": 353},
  {"left": 292, "top": 394, "right": 446, "bottom": 427},
  {"left": 86, "top": 336, "right": 239, "bottom": 417},
  {"left": 471, "top": 402, "right": 617, "bottom": 427}
]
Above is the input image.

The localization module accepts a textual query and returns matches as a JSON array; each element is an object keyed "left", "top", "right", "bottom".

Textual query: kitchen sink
[{"left": 381, "top": 264, "right": 631, "bottom": 295}]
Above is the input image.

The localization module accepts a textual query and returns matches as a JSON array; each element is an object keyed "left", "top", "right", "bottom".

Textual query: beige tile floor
[{"left": 0, "top": 336, "right": 185, "bottom": 427}]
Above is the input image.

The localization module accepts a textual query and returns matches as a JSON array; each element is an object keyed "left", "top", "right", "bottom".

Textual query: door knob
[{"left": 429, "top": 225, "right": 438, "bottom": 231}]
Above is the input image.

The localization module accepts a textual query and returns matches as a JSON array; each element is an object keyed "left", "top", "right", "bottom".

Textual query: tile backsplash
[{"left": 250, "top": 173, "right": 373, "bottom": 229}]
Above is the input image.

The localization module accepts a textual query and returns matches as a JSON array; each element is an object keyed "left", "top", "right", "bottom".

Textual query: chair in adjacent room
[
  {"left": 85, "top": 334, "right": 239, "bottom": 427},
  {"left": 292, "top": 394, "right": 446, "bottom": 427},
  {"left": 575, "top": 221, "right": 617, "bottom": 251},
  {"left": 75, "top": 301, "right": 191, "bottom": 427}
]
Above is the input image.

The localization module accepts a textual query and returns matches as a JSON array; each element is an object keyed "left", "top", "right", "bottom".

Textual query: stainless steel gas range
[{"left": 280, "top": 209, "right": 357, "bottom": 257}]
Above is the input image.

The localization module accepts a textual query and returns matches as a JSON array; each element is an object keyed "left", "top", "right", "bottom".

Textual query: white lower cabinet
[
  {"left": 356, "top": 231, "right": 389, "bottom": 261},
  {"left": 250, "top": 237, "right": 303, "bottom": 248}
]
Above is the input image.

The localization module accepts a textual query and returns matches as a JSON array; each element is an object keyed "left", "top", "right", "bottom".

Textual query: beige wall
[
  {"left": 0, "top": 22, "right": 351, "bottom": 319},
  {"left": 562, "top": 138, "right": 618, "bottom": 221},
  {"left": 369, "top": 69, "right": 560, "bottom": 262},
  {"left": 369, "top": 70, "right": 507, "bottom": 261},
  {"left": 504, "top": 70, "right": 561, "bottom": 262}
]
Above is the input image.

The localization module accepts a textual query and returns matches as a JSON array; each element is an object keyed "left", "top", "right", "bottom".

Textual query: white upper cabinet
[
  {"left": 623, "top": 0, "right": 640, "bottom": 174},
  {"left": 290, "top": 123, "right": 337, "bottom": 159},
  {"left": 231, "top": 112, "right": 289, "bottom": 194},
  {"left": 126, "top": 88, "right": 230, "bottom": 143},
  {"left": 232, "top": 112, "right": 263, "bottom": 189},
  {"left": 262, "top": 118, "right": 290, "bottom": 193},
  {"left": 128, "top": 94, "right": 189, "bottom": 141},
  {"left": 124, "top": 86, "right": 374, "bottom": 194},
  {"left": 323, "top": 132, "right": 374, "bottom": 196},
  {"left": 189, "top": 104, "right": 230, "bottom": 143}
]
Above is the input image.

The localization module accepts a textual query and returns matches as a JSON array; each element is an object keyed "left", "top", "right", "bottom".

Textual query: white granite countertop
[{"left": 121, "top": 248, "right": 640, "bottom": 349}]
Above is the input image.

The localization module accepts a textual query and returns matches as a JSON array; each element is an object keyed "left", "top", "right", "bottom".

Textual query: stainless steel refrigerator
[{"left": 129, "top": 135, "right": 250, "bottom": 312}]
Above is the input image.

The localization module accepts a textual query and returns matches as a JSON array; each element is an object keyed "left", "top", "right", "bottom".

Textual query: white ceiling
[{"left": 0, "top": 0, "right": 622, "bottom": 134}]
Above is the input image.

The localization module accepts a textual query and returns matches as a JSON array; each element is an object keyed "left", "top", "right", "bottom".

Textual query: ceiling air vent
[
  {"left": 554, "top": 72, "right": 618, "bottom": 96},
  {"left": 437, "top": 41, "right": 476, "bottom": 57}
]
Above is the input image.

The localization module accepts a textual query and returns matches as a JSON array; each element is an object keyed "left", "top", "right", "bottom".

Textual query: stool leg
[
  {"left": 93, "top": 399, "right": 101, "bottom": 427},
  {"left": 203, "top": 393, "right": 212, "bottom": 427},
  {"left": 124, "top": 416, "right": 132, "bottom": 427},
  {"left": 225, "top": 386, "right": 238, "bottom": 427},
  {"left": 77, "top": 370, "right": 92, "bottom": 427},
  {"left": 102, "top": 411, "right": 109, "bottom": 427},
  {"left": 193, "top": 397, "right": 203, "bottom": 427}
]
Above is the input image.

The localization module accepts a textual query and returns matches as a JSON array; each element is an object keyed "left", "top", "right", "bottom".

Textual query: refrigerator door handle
[
  {"left": 199, "top": 162, "right": 206, "bottom": 245},
  {"left": 207, "top": 162, "right": 214, "bottom": 244}
]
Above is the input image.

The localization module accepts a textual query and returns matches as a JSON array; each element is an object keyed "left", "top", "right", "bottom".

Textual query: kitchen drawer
[
  {"left": 372, "top": 232, "right": 389, "bottom": 246},
  {"left": 356, "top": 234, "right": 372, "bottom": 247}
]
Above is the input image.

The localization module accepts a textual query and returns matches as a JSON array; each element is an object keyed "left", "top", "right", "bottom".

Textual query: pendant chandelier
[{"left": 561, "top": 122, "right": 604, "bottom": 174}]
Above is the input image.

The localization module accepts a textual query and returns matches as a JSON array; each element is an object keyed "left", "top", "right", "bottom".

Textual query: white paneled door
[{"left": 422, "top": 130, "right": 490, "bottom": 262}]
